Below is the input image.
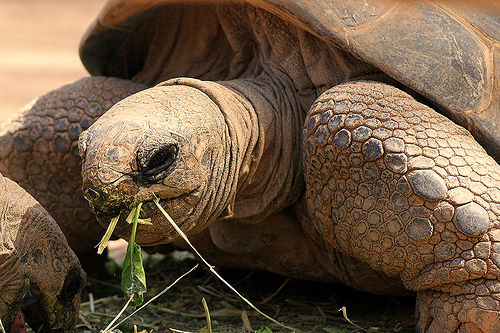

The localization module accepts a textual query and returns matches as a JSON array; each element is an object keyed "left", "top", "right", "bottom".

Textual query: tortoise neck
[
  {"left": 162, "top": 78, "right": 258, "bottom": 223},
  {"left": 220, "top": 73, "right": 306, "bottom": 223},
  {"left": 164, "top": 76, "right": 305, "bottom": 223}
]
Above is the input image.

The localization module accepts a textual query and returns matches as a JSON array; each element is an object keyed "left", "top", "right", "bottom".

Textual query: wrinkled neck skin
[
  {"left": 80, "top": 73, "right": 304, "bottom": 246},
  {"left": 180, "top": 73, "right": 305, "bottom": 223}
]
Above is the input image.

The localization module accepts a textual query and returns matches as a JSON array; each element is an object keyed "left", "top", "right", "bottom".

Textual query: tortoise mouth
[
  {"left": 15, "top": 270, "right": 83, "bottom": 333},
  {"left": 14, "top": 294, "right": 56, "bottom": 333},
  {"left": 93, "top": 188, "right": 200, "bottom": 219},
  {"left": 23, "top": 302, "right": 53, "bottom": 333},
  {"left": 22, "top": 302, "right": 76, "bottom": 333},
  {"left": 9, "top": 280, "right": 45, "bottom": 333},
  {"left": 84, "top": 178, "right": 201, "bottom": 218},
  {"left": 140, "top": 200, "right": 159, "bottom": 219},
  {"left": 93, "top": 188, "right": 201, "bottom": 246}
]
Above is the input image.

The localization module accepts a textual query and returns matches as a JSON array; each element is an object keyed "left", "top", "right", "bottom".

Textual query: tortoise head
[
  {"left": 0, "top": 177, "right": 85, "bottom": 332},
  {"left": 79, "top": 79, "right": 238, "bottom": 245}
]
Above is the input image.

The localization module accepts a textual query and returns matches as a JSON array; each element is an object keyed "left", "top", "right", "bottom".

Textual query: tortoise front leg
[
  {"left": 303, "top": 81, "right": 500, "bottom": 332},
  {"left": 0, "top": 76, "right": 147, "bottom": 272}
]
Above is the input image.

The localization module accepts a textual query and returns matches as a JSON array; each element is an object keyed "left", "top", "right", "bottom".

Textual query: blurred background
[{"left": 0, "top": 0, "right": 106, "bottom": 123}]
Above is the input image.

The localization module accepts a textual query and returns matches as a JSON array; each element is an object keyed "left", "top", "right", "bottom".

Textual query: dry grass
[{"left": 77, "top": 250, "right": 416, "bottom": 333}]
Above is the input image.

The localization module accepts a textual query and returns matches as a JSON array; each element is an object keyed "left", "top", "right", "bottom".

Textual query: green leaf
[
  {"left": 121, "top": 203, "right": 147, "bottom": 307},
  {"left": 256, "top": 326, "right": 273, "bottom": 333}
]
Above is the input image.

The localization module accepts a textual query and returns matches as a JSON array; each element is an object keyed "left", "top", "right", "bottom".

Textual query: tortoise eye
[{"left": 141, "top": 144, "right": 178, "bottom": 182}]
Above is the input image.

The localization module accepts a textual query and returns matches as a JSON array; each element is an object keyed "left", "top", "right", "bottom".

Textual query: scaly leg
[
  {"left": 0, "top": 76, "right": 147, "bottom": 272},
  {"left": 303, "top": 81, "right": 500, "bottom": 332}
]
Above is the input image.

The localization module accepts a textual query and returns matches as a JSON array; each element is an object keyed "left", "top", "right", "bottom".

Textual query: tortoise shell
[{"left": 79, "top": 0, "right": 500, "bottom": 161}]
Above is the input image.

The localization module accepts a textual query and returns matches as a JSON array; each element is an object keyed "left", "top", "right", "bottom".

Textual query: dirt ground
[{"left": 0, "top": 0, "right": 106, "bottom": 123}]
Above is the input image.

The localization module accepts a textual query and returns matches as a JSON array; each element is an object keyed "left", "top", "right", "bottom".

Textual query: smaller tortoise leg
[
  {"left": 0, "top": 76, "right": 147, "bottom": 273},
  {"left": 303, "top": 81, "right": 500, "bottom": 332}
]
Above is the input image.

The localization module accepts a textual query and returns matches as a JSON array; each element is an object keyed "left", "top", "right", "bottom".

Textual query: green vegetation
[{"left": 84, "top": 201, "right": 415, "bottom": 332}]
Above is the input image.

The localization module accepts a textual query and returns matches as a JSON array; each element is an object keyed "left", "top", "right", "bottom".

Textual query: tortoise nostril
[
  {"left": 140, "top": 144, "right": 178, "bottom": 182},
  {"left": 78, "top": 129, "right": 91, "bottom": 159},
  {"left": 59, "top": 268, "right": 85, "bottom": 305}
]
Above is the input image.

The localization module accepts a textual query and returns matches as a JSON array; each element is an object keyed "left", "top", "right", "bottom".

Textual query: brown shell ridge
[
  {"left": 79, "top": 0, "right": 500, "bottom": 161},
  {"left": 245, "top": 0, "right": 496, "bottom": 121},
  {"left": 253, "top": 0, "right": 399, "bottom": 53},
  {"left": 81, "top": 0, "right": 495, "bottom": 111},
  {"left": 436, "top": 1, "right": 499, "bottom": 113},
  {"left": 467, "top": 44, "right": 500, "bottom": 161},
  {"left": 80, "top": 1, "right": 168, "bottom": 77}
]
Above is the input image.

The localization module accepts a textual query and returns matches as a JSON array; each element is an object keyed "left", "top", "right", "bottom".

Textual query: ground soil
[
  {"left": 1, "top": 1, "right": 417, "bottom": 332},
  {"left": 81, "top": 251, "right": 417, "bottom": 333}
]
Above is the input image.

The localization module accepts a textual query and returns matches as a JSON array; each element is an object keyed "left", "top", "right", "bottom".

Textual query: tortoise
[
  {"left": 1, "top": 0, "right": 500, "bottom": 332},
  {"left": 0, "top": 173, "right": 85, "bottom": 332}
]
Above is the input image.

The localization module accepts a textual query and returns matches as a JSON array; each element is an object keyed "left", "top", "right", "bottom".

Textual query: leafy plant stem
[
  {"left": 105, "top": 264, "right": 199, "bottom": 332},
  {"left": 129, "top": 202, "right": 141, "bottom": 244},
  {"left": 121, "top": 203, "right": 147, "bottom": 307}
]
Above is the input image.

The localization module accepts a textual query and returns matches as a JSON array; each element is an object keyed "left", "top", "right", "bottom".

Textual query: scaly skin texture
[
  {"left": 303, "top": 81, "right": 500, "bottom": 332},
  {"left": 79, "top": 78, "right": 500, "bottom": 332},
  {"left": 0, "top": 174, "right": 85, "bottom": 332},
  {"left": 0, "top": 76, "right": 147, "bottom": 271}
]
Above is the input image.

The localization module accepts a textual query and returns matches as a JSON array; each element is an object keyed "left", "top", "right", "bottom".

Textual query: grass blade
[
  {"left": 202, "top": 298, "right": 213, "bottom": 333},
  {"left": 153, "top": 197, "right": 299, "bottom": 332},
  {"left": 101, "top": 292, "right": 135, "bottom": 333},
  {"left": 339, "top": 306, "right": 368, "bottom": 331},
  {"left": 97, "top": 214, "right": 120, "bottom": 254}
]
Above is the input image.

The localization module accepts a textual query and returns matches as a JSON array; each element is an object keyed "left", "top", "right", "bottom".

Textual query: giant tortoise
[
  {"left": 1, "top": 0, "right": 500, "bottom": 332},
  {"left": 0, "top": 173, "right": 85, "bottom": 332}
]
